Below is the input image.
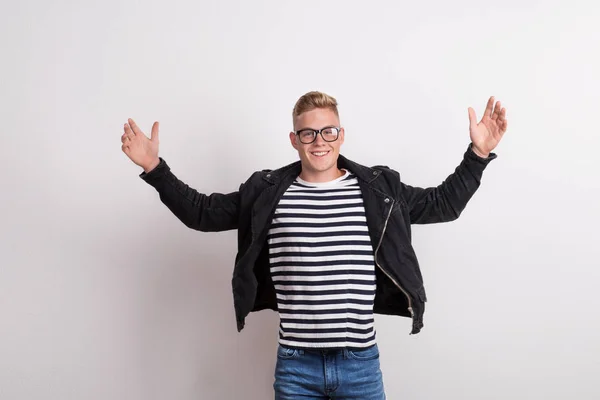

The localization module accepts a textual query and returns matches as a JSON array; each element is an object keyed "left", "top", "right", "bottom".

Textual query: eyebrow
[{"left": 296, "top": 125, "right": 337, "bottom": 131}]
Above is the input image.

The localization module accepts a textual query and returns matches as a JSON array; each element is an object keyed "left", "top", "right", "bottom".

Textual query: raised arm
[
  {"left": 402, "top": 97, "right": 507, "bottom": 224},
  {"left": 121, "top": 119, "right": 240, "bottom": 232},
  {"left": 401, "top": 144, "right": 496, "bottom": 224}
]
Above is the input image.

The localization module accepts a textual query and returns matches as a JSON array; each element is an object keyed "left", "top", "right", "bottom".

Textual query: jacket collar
[{"left": 262, "top": 154, "right": 382, "bottom": 185}]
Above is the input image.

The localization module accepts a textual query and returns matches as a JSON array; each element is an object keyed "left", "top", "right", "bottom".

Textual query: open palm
[
  {"left": 468, "top": 96, "right": 507, "bottom": 158},
  {"left": 121, "top": 118, "right": 160, "bottom": 172}
]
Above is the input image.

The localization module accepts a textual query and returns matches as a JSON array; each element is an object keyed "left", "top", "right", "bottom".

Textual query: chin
[{"left": 310, "top": 161, "right": 336, "bottom": 172}]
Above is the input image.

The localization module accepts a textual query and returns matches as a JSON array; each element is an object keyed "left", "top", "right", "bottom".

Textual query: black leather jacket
[{"left": 140, "top": 144, "right": 496, "bottom": 334}]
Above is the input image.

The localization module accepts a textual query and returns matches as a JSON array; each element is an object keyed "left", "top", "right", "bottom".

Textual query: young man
[{"left": 121, "top": 91, "right": 507, "bottom": 399}]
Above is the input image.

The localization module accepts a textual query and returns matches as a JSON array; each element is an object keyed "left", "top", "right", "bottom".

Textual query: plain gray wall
[{"left": 1, "top": 0, "right": 599, "bottom": 399}]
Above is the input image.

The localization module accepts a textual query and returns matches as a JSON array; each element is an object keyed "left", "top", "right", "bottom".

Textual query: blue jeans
[{"left": 273, "top": 344, "right": 386, "bottom": 399}]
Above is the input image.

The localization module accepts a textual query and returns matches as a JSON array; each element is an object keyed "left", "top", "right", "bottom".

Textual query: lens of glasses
[
  {"left": 321, "top": 127, "right": 339, "bottom": 141},
  {"left": 298, "top": 130, "right": 316, "bottom": 143}
]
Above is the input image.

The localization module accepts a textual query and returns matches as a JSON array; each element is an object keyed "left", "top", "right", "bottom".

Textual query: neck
[{"left": 298, "top": 167, "right": 345, "bottom": 183}]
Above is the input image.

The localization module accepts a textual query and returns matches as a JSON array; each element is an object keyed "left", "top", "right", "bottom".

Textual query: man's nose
[{"left": 313, "top": 132, "right": 327, "bottom": 145}]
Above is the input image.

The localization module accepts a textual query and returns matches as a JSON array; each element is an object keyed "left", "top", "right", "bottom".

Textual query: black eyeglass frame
[{"left": 294, "top": 126, "right": 341, "bottom": 144}]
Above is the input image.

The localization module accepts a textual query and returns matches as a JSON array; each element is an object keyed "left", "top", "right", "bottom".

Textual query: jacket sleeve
[
  {"left": 400, "top": 143, "right": 497, "bottom": 225},
  {"left": 139, "top": 158, "right": 240, "bottom": 232}
]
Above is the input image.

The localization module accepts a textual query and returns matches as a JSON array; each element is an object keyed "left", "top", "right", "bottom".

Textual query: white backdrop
[{"left": 1, "top": 1, "right": 599, "bottom": 399}]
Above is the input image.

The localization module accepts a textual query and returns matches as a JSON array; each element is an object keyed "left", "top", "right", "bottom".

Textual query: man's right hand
[{"left": 121, "top": 118, "right": 160, "bottom": 173}]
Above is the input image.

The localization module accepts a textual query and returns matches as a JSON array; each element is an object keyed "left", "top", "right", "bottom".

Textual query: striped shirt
[{"left": 267, "top": 169, "right": 377, "bottom": 349}]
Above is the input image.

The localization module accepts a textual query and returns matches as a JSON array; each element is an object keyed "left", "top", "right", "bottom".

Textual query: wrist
[
  {"left": 471, "top": 145, "right": 489, "bottom": 159},
  {"left": 142, "top": 157, "right": 160, "bottom": 173}
]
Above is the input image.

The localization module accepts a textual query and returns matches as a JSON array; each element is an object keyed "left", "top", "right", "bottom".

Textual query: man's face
[{"left": 289, "top": 108, "right": 345, "bottom": 182}]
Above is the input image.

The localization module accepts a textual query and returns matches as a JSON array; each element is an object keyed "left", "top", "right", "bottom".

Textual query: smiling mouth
[{"left": 310, "top": 150, "right": 330, "bottom": 157}]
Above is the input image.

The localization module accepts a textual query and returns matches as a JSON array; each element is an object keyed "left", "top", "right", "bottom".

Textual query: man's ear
[
  {"left": 339, "top": 127, "right": 345, "bottom": 145},
  {"left": 289, "top": 131, "right": 299, "bottom": 150}
]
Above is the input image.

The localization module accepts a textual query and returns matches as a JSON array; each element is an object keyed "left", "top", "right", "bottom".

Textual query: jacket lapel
[{"left": 250, "top": 161, "right": 301, "bottom": 242}]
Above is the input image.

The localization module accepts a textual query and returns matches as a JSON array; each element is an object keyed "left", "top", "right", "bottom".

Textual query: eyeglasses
[{"left": 294, "top": 126, "right": 341, "bottom": 144}]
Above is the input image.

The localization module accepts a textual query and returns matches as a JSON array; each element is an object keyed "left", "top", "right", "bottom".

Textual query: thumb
[
  {"left": 468, "top": 107, "right": 478, "bottom": 128},
  {"left": 150, "top": 121, "right": 159, "bottom": 142}
]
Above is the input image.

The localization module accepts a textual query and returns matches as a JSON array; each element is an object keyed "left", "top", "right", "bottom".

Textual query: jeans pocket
[
  {"left": 276, "top": 345, "right": 299, "bottom": 360},
  {"left": 347, "top": 344, "right": 380, "bottom": 361}
]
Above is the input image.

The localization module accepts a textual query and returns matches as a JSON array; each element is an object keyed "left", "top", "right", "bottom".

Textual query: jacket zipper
[{"left": 374, "top": 197, "right": 414, "bottom": 320}]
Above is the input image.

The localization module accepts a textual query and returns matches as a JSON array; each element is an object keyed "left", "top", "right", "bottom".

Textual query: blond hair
[{"left": 292, "top": 91, "right": 339, "bottom": 126}]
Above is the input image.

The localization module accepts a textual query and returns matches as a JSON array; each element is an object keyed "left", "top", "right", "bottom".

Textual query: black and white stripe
[{"left": 267, "top": 170, "right": 376, "bottom": 348}]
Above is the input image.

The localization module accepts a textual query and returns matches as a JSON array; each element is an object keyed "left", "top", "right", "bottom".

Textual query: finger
[
  {"left": 492, "top": 101, "right": 501, "bottom": 120},
  {"left": 150, "top": 121, "right": 159, "bottom": 142},
  {"left": 496, "top": 117, "right": 507, "bottom": 134},
  {"left": 128, "top": 118, "right": 144, "bottom": 136},
  {"left": 484, "top": 96, "right": 495, "bottom": 118},
  {"left": 124, "top": 123, "right": 134, "bottom": 136},
  {"left": 468, "top": 107, "right": 478, "bottom": 127},
  {"left": 497, "top": 107, "right": 506, "bottom": 122}
]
